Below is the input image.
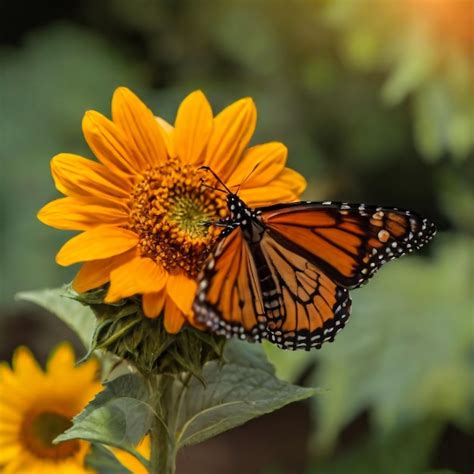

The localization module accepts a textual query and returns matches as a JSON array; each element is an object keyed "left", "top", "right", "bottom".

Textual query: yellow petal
[
  {"left": 51, "top": 153, "right": 131, "bottom": 200},
  {"left": 155, "top": 116, "right": 176, "bottom": 158},
  {"left": 227, "top": 142, "right": 287, "bottom": 189},
  {"left": 156, "top": 116, "right": 173, "bottom": 134},
  {"left": 142, "top": 289, "right": 166, "bottom": 318},
  {"left": 112, "top": 436, "right": 150, "bottom": 474},
  {"left": 205, "top": 97, "right": 257, "bottom": 180},
  {"left": 46, "top": 343, "right": 75, "bottom": 374},
  {"left": 82, "top": 110, "right": 142, "bottom": 176},
  {"left": 239, "top": 168, "right": 307, "bottom": 207},
  {"left": 174, "top": 90, "right": 213, "bottom": 165},
  {"left": 166, "top": 273, "right": 197, "bottom": 316},
  {"left": 38, "top": 197, "right": 128, "bottom": 231},
  {"left": 56, "top": 226, "right": 138, "bottom": 266},
  {"left": 45, "top": 344, "right": 100, "bottom": 392},
  {"left": 73, "top": 249, "right": 136, "bottom": 293},
  {"left": 0, "top": 443, "right": 20, "bottom": 464},
  {"left": 112, "top": 87, "right": 168, "bottom": 166},
  {"left": 164, "top": 297, "right": 186, "bottom": 333},
  {"left": 0, "top": 406, "right": 22, "bottom": 425},
  {"left": 12, "top": 347, "right": 44, "bottom": 379},
  {"left": 105, "top": 257, "right": 168, "bottom": 302},
  {"left": 52, "top": 459, "right": 92, "bottom": 474},
  {"left": 2, "top": 451, "right": 36, "bottom": 474}
]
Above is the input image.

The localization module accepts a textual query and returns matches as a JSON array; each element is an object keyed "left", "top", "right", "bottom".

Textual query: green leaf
[
  {"left": 56, "top": 374, "right": 152, "bottom": 467},
  {"left": 223, "top": 339, "right": 275, "bottom": 374},
  {"left": 86, "top": 444, "right": 133, "bottom": 474},
  {"left": 16, "top": 287, "right": 96, "bottom": 347},
  {"left": 263, "top": 340, "right": 313, "bottom": 383},
  {"left": 310, "top": 236, "right": 474, "bottom": 449},
  {"left": 168, "top": 340, "right": 315, "bottom": 448}
]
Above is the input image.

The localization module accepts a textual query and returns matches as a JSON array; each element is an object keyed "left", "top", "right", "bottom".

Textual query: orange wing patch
[
  {"left": 260, "top": 233, "right": 351, "bottom": 350},
  {"left": 261, "top": 202, "right": 436, "bottom": 289},
  {"left": 194, "top": 230, "right": 267, "bottom": 341}
]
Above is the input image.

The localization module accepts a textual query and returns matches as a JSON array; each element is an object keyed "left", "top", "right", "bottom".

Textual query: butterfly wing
[
  {"left": 194, "top": 220, "right": 352, "bottom": 350},
  {"left": 258, "top": 231, "right": 351, "bottom": 350},
  {"left": 193, "top": 227, "right": 268, "bottom": 342},
  {"left": 259, "top": 201, "right": 436, "bottom": 289}
]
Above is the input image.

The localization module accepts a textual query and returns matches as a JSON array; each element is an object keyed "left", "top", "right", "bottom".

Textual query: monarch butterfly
[{"left": 193, "top": 167, "right": 436, "bottom": 350}]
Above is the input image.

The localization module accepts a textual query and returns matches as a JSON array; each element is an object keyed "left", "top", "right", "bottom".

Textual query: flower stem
[
  {"left": 149, "top": 417, "right": 176, "bottom": 474},
  {"left": 148, "top": 375, "right": 177, "bottom": 474}
]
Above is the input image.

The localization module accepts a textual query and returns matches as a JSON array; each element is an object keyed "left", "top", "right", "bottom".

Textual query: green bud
[{"left": 70, "top": 287, "right": 226, "bottom": 378}]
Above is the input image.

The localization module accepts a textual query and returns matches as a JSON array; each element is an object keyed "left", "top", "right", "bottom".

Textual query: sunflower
[
  {"left": 0, "top": 344, "right": 101, "bottom": 473},
  {"left": 111, "top": 436, "right": 150, "bottom": 474},
  {"left": 38, "top": 88, "right": 306, "bottom": 333}
]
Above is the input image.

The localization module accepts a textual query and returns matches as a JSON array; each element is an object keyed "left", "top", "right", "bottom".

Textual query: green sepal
[{"left": 70, "top": 286, "right": 226, "bottom": 377}]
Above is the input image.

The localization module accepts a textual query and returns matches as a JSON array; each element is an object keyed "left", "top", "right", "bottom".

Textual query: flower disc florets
[{"left": 129, "top": 159, "right": 227, "bottom": 277}]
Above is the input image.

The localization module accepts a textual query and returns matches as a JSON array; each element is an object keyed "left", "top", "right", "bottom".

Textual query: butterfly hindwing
[{"left": 259, "top": 232, "right": 351, "bottom": 350}]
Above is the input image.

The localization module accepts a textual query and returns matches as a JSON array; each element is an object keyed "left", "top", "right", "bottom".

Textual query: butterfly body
[
  {"left": 219, "top": 194, "right": 285, "bottom": 331},
  {"left": 194, "top": 192, "right": 436, "bottom": 350}
]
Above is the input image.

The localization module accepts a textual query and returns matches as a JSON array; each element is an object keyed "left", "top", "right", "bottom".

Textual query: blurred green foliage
[
  {"left": 1, "top": 0, "right": 473, "bottom": 472},
  {"left": 307, "top": 421, "right": 441, "bottom": 474},
  {"left": 266, "top": 236, "right": 473, "bottom": 464},
  {"left": 1, "top": 24, "right": 144, "bottom": 303},
  {"left": 325, "top": 0, "right": 474, "bottom": 162}
]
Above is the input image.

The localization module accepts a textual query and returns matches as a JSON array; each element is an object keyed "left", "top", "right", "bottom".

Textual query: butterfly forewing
[
  {"left": 194, "top": 229, "right": 268, "bottom": 341},
  {"left": 260, "top": 201, "right": 436, "bottom": 289}
]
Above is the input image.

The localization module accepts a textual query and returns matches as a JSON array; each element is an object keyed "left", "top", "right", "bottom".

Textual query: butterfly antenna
[
  {"left": 199, "top": 166, "right": 233, "bottom": 194},
  {"left": 200, "top": 181, "right": 227, "bottom": 194},
  {"left": 235, "top": 162, "right": 261, "bottom": 195}
]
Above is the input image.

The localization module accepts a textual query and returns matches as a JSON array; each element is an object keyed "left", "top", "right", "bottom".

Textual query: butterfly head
[{"left": 226, "top": 193, "right": 253, "bottom": 221}]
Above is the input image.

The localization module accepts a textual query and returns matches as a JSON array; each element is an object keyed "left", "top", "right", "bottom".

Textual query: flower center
[
  {"left": 21, "top": 411, "right": 80, "bottom": 459},
  {"left": 129, "top": 159, "right": 228, "bottom": 277}
]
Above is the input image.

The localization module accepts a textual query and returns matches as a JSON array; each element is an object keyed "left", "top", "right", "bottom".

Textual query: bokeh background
[{"left": 1, "top": 1, "right": 473, "bottom": 473}]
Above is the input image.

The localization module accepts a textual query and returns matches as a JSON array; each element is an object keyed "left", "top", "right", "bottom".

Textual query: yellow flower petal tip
[{"left": 39, "top": 88, "right": 304, "bottom": 334}]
